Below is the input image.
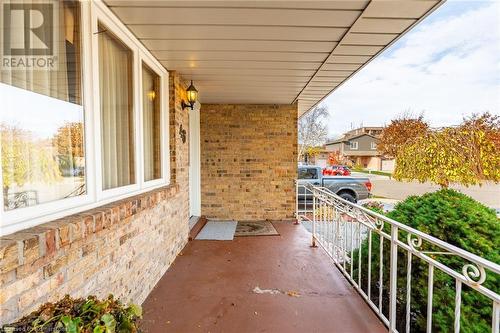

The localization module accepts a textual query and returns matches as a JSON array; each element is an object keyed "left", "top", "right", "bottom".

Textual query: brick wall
[
  {"left": 200, "top": 104, "right": 298, "bottom": 220},
  {"left": 0, "top": 71, "right": 190, "bottom": 325}
]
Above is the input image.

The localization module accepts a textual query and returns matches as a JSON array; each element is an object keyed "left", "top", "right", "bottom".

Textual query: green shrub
[
  {"left": 1, "top": 295, "right": 142, "bottom": 333},
  {"left": 353, "top": 189, "right": 499, "bottom": 332}
]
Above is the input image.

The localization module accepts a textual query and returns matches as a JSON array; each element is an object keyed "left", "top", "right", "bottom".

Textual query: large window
[
  {"left": 0, "top": 1, "right": 84, "bottom": 211},
  {"left": 142, "top": 63, "right": 161, "bottom": 182},
  {"left": 0, "top": 1, "right": 169, "bottom": 234},
  {"left": 98, "top": 25, "right": 135, "bottom": 190}
]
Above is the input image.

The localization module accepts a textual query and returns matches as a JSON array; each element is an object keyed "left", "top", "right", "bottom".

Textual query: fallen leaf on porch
[
  {"left": 252, "top": 286, "right": 281, "bottom": 295},
  {"left": 286, "top": 291, "right": 300, "bottom": 297}
]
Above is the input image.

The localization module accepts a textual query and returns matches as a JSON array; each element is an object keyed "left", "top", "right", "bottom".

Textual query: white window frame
[
  {"left": 350, "top": 141, "right": 359, "bottom": 150},
  {"left": 91, "top": 3, "right": 142, "bottom": 201},
  {"left": 371, "top": 142, "right": 377, "bottom": 150},
  {"left": 0, "top": 1, "right": 170, "bottom": 236},
  {"left": 139, "top": 53, "right": 170, "bottom": 188}
]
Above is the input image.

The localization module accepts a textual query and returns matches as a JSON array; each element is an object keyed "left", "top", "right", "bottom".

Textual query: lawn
[{"left": 352, "top": 168, "right": 392, "bottom": 177}]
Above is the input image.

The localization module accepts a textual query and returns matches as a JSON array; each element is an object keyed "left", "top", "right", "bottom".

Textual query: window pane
[
  {"left": 1, "top": 2, "right": 85, "bottom": 211},
  {"left": 308, "top": 168, "right": 318, "bottom": 179},
  {"left": 298, "top": 168, "right": 317, "bottom": 180},
  {"left": 98, "top": 25, "right": 135, "bottom": 190},
  {"left": 142, "top": 63, "right": 161, "bottom": 181},
  {"left": 0, "top": 1, "right": 82, "bottom": 104}
]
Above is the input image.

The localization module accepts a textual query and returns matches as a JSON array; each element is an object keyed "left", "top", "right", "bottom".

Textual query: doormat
[
  {"left": 195, "top": 221, "right": 237, "bottom": 240},
  {"left": 234, "top": 221, "right": 279, "bottom": 237}
]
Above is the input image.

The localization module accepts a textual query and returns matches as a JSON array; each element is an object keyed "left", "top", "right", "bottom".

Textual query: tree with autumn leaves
[
  {"left": 53, "top": 122, "right": 84, "bottom": 159},
  {"left": 379, "top": 112, "right": 500, "bottom": 187},
  {"left": 1, "top": 122, "right": 84, "bottom": 207},
  {"left": 368, "top": 113, "right": 499, "bottom": 332},
  {"left": 377, "top": 113, "right": 429, "bottom": 158},
  {"left": 1, "top": 124, "right": 61, "bottom": 204},
  {"left": 327, "top": 151, "right": 342, "bottom": 166},
  {"left": 52, "top": 122, "right": 85, "bottom": 175}
]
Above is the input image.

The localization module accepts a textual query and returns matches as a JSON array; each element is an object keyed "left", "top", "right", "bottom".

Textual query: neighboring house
[
  {"left": 344, "top": 126, "right": 384, "bottom": 137},
  {"left": 313, "top": 149, "right": 330, "bottom": 168},
  {"left": 299, "top": 146, "right": 329, "bottom": 167},
  {"left": 326, "top": 127, "right": 395, "bottom": 171}
]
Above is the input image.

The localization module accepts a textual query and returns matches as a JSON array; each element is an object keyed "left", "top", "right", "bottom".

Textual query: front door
[{"left": 189, "top": 106, "right": 201, "bottom": 217}]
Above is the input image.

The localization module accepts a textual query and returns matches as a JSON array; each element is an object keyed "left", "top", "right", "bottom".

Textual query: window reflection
[
  {"left": 1, "top": 88, "right": 86, "bottom": 210},
  {"left": 0, "top": 1, "right": 81, "bottom": 104},
  {"left": 0, "top": 1, "right": 84, "bottom": 210},
  {"left": 142, "top": 63, "right": 161, "bottom": 181}
]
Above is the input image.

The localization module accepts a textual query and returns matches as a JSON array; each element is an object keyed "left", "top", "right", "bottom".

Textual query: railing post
[
  {"left": 311, "top": 189, "right": 317, "bottom": 247},
  {"left": 493, "top": 301, "right": 499, "bottom": 333},
  {"left": 426, "top": 264, "right": 434, "bottom": 332},
  {"left": 294, "top": 181, "right": 300, "bottom": 224},
  {"left": 389, "top": 225, "right": 398, "bottom": 332}
]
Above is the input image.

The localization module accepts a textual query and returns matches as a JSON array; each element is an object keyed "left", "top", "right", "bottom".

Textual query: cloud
[{"left": 323, "top": 0, "right": 500, "bottom": 135}]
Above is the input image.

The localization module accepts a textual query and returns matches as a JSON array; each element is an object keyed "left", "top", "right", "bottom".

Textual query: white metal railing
[{"left": 295, "top": 181, "right": 500, "bottom": 333}]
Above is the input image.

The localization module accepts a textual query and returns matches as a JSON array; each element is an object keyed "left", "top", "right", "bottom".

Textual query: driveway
[{"left": 351, "top": 172, "right": 500, "bottom": 210}]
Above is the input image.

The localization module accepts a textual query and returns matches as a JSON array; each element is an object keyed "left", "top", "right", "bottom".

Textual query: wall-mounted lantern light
[
  {"left": 181, "top": 80, "right": 198, "bottom": 110},
  {"left": 146, "top": 90, "right": 156, "bottom": 101}
]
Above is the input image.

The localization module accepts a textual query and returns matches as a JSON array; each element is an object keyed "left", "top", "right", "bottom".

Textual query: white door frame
[{"left": 189, "top": 106, "right": 201, "bottom": 217}]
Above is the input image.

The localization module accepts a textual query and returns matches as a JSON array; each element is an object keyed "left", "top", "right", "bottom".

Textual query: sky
[
  {"left": 321, "top": 0, "right": 500, "bottom": 139},
  {"left": 1, "top": 83, "right": 83, "bottom": 139}
]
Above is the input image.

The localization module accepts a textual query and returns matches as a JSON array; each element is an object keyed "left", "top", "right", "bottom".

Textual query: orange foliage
[
  {"left": 378, "top": 114, "right": 429, "bottom": 157},
  {"left": 52, "top": 122, "right": 84, "bottom": 158},
  {"left": 328, "top": 151, "right": 341, "bottom": 166},
  {"left": 394, "top": 112, "right": 500, "bottom": 187}
]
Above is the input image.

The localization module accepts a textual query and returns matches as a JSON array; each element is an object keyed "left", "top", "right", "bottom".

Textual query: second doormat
[{"left": 235, "top": 221, "right": 279, "bottom": 237}]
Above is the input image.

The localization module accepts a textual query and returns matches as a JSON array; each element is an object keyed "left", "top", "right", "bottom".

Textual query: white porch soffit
[{"left": 105, "top": 0, "right": 444, "bottom": 116}]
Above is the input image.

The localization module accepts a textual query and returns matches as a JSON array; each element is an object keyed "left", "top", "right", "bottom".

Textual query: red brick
[{"left": 45, "top": 229, "right": 56, "bottom": 255}]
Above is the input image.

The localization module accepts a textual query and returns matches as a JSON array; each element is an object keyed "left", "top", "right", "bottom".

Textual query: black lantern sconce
[{"left": 181, "top": 80, "right": 198, "bottom": 110}]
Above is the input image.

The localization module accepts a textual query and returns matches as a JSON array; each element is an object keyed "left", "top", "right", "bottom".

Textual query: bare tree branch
[{"left": 298, "top": 106, "right": 329, "bottom": 160}]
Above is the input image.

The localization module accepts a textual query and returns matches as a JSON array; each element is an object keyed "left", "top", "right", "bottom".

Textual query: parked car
[
  {"left": 322, "top": 165, "right": 351, "bottom": 176},
  {"left": 298, "top": 166, "right": 371, "bottom": 203}
]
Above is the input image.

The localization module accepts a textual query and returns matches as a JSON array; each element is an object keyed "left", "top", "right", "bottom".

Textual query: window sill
[{"left": 0, "top": 183, "right": 180, "bottom": 248}]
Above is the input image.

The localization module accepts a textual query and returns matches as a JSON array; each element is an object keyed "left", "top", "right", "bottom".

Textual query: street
[{"left": 351, "top": 172, "right": 500, "bottom": 211}]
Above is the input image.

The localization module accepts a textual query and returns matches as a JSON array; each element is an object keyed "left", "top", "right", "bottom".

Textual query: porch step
[
  {"left": 188, "top": 216, "right": 199, "bottom": 230},
  {"left": 188, "top": 216, "right": 208, "bottom": 241}
]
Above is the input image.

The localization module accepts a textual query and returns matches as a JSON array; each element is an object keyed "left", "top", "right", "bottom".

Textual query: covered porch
[
  {"left": 141, "top": 222, "right": 385, "bottom": 333},
  {"left": 1, "top": 1, "right": 460, "bottom": 332}
]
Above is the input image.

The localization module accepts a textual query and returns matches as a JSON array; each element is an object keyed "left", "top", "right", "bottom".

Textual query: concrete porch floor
[{"left": 141, "top": 222, "right": 386, "bottom": 333}]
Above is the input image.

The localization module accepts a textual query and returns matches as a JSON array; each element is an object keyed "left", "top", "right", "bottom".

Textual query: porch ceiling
[{"left": 105, "top": 0, "right": 443, "bottom": 116}]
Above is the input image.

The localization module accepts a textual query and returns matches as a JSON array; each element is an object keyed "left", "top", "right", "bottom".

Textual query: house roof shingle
[{"left": 326, "top": 133, "right": 378, "bottom": 145}]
